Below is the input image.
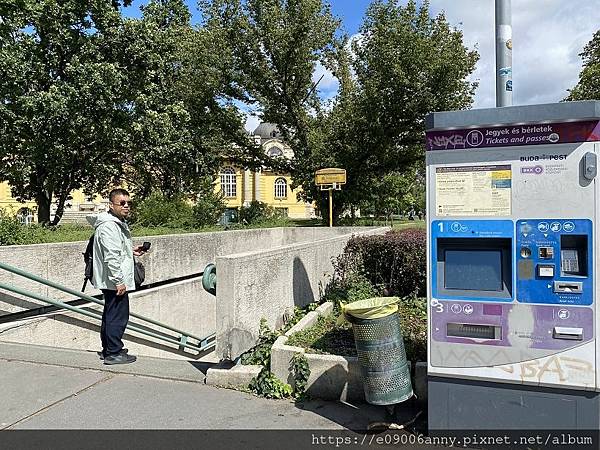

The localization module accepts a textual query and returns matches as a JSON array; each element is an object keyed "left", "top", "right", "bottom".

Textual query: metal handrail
[{"left": 0, "top": 261, "right": 215, "bottom": 353}]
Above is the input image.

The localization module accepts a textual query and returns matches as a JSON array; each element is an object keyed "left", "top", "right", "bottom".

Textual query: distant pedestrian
[{"left": 86, "top": 188, "right": 147, "bottom": 365}]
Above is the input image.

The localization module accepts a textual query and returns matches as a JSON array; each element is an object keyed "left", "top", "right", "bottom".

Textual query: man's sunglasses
[{"left": 112, "top": 201, "right": 132, "bottom": 207}]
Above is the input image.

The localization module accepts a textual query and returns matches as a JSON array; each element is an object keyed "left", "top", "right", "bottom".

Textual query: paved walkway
[{"left": 0, "top": 341, "right": 432, "bottom": 449}]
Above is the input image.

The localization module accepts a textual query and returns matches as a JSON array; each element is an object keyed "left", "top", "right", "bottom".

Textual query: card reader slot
[
  {"left": 447, "top": 323, "right": 502, "bottom": 340},
  {"left": 553, "top": 281, "right": 583, "bottom": 293},
  {"left": 552, "top": 327, "right": 583, "bottom": 341}
]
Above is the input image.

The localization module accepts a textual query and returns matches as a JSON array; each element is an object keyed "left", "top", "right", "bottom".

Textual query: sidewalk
[{"left": 0, "top": 342, "right": 425, "bottom": 430}]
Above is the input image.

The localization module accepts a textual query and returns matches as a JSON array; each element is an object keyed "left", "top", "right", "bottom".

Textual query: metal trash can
[{"left": 344, "top": 297, "right": 413, "bottom": 405}]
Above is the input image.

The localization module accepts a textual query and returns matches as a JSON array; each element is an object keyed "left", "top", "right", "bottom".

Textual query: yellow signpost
[{"left": 315, "top": 168, "right": 346, "bottom": 227}]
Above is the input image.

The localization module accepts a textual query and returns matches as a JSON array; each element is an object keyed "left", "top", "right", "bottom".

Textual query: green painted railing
[{"left": 0, "top": 261, "right": 214, "bottom": 354}]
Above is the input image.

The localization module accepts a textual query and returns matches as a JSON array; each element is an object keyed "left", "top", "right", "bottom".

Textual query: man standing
[{"left": 87, "top": 188, "right": 145, "bottom": 365}]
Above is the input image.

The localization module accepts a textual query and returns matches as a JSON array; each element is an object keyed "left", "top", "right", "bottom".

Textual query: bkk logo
[{"left": 521, "top": 165, "right": 543, "bottom": 174}]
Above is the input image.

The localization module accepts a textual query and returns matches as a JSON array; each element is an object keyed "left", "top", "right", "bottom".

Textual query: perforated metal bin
[{"left": 347, "top": 311, "right": 413, "bottom": 405}]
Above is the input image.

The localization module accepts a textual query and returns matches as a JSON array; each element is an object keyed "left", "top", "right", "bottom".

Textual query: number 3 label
[{"left": 431, "top": 299, "right": 444, "bottom": 313}]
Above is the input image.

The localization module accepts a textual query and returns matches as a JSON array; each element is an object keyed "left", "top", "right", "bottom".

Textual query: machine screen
[{"left": 444, "top": 250, "right": 503, "bottom": 291}]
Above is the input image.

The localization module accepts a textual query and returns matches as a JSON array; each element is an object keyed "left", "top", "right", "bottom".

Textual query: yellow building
[
  {"left": 218, "top": 123, "right": 315, "bottom": 220},
  {"left": 0, "top": 182, "right": 38, "bottom": 224},
  {"left": 0, "top": 181, "right": 107, "bottom": 224}
]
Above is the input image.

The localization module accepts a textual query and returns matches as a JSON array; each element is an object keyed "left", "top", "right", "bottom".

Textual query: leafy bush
[
  {"left": 240, "top": 319, "right": 280, "bottom": 367},
  {"left": 192, "top": 190, "right": 226, "bottom": 227},
  {"left": 132, "top": 191, "right": 194, "bottom": 228},
  {"left": 398, "top": 296, "right": 427, "bottom": 362},
  {"left": 0, "top": 209, "right": 32, "bottom": 245},
  {"left": 237, "top": 200, "right": 275, "bottom": 225},
  {"left": 336, "top": 229, "right": 426, "bottom": 297},
  {"left": 321, "top": 272, "right": 380, "bottom": 308}
]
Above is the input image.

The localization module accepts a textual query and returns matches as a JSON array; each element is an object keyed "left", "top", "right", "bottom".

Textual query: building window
[
  {"left": 221, "top": 167, "right": 237, "bottom": 197},
  {"left": 267, "top": 146, "right": 283, "bottom": 157},
  {"left": 274, "top": 177, "right": 287, "bottom": 199}
]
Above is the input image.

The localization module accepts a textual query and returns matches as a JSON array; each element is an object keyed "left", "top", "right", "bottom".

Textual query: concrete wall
[
  {"left": 0, "top": 227, "right": 380, "bottom": 315},
  {"left": 0, "top": 226, "right": 388, "bottom": 360},
  {"left": 215, "top": 227, "right": 388, "bottom": 360},
  {"left": 0, "top": 228, "right": 286, "bottom": 314}
]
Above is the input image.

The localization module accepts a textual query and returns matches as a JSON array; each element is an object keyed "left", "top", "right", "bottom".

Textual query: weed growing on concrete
[
  {"left": 248, "top": 367, "right": 293, "bottom": 399},
  {"left": 290, "top": 353, "right": 311, "bottom": 398}
]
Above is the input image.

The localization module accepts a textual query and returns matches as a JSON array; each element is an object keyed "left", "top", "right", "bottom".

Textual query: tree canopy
[
  {"left": 0, "top": 0, "right": 130, "bottom": 224},
  {"left": 0, "top": 0, "right": 479, "bottom": 225},
  {"left": 0, "top": 0, "right": 260, "bottom": 224},
  {"left": 566, "top": 30, "right": 600, "bottom": 101},
  {"left": 296, "top": 0, "right": 479, "bottom": 221}
]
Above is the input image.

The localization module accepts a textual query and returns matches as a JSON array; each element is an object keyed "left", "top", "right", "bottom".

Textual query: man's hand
[
  {"left": 133, "top": 245, "right": 145, "bottom": 257},
  {"left": 116, "top": 284, "right": 127, "bottom": 296}
]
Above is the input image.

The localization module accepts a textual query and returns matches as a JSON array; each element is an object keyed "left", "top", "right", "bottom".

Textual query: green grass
[
  {"left": 287, "top": 314, "right": 357, "bottom": 357},
  {"left": 392, "top": 219, "right": 426, "bottom": 230}
]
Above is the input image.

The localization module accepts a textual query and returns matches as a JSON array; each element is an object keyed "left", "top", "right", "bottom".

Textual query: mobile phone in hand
[{"left": 141, "top": 242, "right": 151, "bottom": 252}]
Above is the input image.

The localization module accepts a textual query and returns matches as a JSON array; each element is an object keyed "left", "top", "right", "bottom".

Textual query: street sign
[
  {"left": 314, "top": 168, "right": 346, "bottom": 228},
  {"left": 315, "top": 168, "right": 346, "bottom": 186}
]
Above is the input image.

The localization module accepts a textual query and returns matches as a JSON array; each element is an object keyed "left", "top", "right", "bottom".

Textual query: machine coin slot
[
  {"left": 520, "top": 247, "right": 531, "bottom": 258},
  {"left": 553, "top": 281, "right": 583, "bottom": 293},
  {"left": 447, "top": 323, "right": 501, "bottom": 340},
  {"left": 539, "top": 247, "right": 554, "bottom": 259},
  {"left": 560, "top": 235, "right": 588, "bottom": 277},
  {"left": 552, "top": 326, "right": 583, "bottom": 341}
]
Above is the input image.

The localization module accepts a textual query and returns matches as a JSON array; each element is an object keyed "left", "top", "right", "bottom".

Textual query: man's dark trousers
[{"left": 100, "top": 289, "right": 129, "bottom": 357}]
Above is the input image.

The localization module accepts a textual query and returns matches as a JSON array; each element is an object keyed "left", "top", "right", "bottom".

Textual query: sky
[{"left": 123, "top": 1, "right": 600, "bottom": 132}]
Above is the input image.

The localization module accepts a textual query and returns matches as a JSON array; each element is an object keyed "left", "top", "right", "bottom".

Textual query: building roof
[{"left": 253, "top": 123, "right": 282, "bottom": 139}]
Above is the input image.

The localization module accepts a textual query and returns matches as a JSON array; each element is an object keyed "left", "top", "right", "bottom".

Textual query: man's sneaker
[
  {"left": 104, "top": 353, "right": 136, "bottom": 365},
  {"left": 98, "top": 348, "right": 128, "bottom": 360}
]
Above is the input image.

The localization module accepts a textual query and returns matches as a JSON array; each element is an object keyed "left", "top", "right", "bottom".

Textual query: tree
[
  {"left": 566, "top": 30, "right": 600, "bottom": 101},
  {"left": 362, "top": 165, "right": 425, "bottom": 224},
  {"left": 200, "top": 0, "right": 341, "bottom": 172},
  {"left": 0, "top": 0, "right": 131, "bottom": 224},
  {"left": 295, "top": 0, "right": 478, "bottom": 223},
  {"left": 117, "top": 0, "right": 262, "bottom": 199}
]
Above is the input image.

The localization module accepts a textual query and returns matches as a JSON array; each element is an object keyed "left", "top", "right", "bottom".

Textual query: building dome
[{"left": 253, "top": 123, "right": 282, "bottom": 139}]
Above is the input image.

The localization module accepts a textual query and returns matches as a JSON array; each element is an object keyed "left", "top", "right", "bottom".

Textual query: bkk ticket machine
[{"left": 426, "top": 101, "right": 600, "bottom": 430}]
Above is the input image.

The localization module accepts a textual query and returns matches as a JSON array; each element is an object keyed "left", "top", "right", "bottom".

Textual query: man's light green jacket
[{"left": 86, "top": 212, "right": 135, "bottom": 291}]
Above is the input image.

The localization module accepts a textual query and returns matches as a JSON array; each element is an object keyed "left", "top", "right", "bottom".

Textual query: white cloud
[
  {"left": 312, "top": 61, "right": 339, "bottom": 92},
  {"left": 244, "top": 113, "right": 261, "bottom": 134},
  {"left": 429, "top": 0, "right": 600, "bottom": 108}
]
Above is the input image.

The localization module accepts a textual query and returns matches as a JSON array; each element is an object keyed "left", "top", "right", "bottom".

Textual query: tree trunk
[
  {"left": 51, "top": 199, "right": 66, "bottom": 226},
  {"left": 36, "top": 194, "right": 52, "bottom": 225}
]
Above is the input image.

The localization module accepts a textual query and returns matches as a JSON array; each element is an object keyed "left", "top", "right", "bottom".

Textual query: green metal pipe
[
  {"left": 0, "top": 260, "right": 206, "bottom": 343},
  {"left": 0, "top": 280, "right": 214, "bottom": 353}
]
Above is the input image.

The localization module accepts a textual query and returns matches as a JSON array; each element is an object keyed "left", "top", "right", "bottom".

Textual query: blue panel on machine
[
  {"left": 516, "top": 219, "right": 593, "bottom": 305},
  {"left": 431, "top": 220, "right": 514, "bottom": 302}
]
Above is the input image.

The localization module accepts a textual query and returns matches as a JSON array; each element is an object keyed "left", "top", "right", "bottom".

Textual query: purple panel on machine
[{"left": 430, "top": 300, "right": 594, "bottom": 350}]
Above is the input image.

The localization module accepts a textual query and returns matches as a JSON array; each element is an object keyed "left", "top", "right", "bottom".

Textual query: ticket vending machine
[{"left": 426, "top": 101, "right": 600, "bottom": 430}]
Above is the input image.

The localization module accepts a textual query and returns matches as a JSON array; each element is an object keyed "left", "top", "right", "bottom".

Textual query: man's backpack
[
  {"left": 82, "top": 235, "right": 95, "bottom": 292},
  {"left": 81, "top": 234, "right": 145, "bottom": 292}
]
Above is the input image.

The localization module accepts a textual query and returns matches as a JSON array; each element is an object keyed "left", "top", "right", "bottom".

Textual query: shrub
[
  {"left": 192, "top": 190, "right": 226, "bottom": 227},
  {"left": 0, "top": 209, "right": 29, "bottom": 245},
  {"left": 132, "top": 191, "right": 194, "bottom": 228},
  {"left": 321, "top": 272, "right": 380, "bottom": 308},
  {"left": 237, "top": 200, "right": 275, "bottom": 225},
  {"left": 336, "top": 229, "right": 426, "bottom": 297}
]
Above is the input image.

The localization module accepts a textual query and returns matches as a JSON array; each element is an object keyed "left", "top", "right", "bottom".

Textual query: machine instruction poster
[{"left": 435, "top": 165, "right": 511, "bottom": 216}]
